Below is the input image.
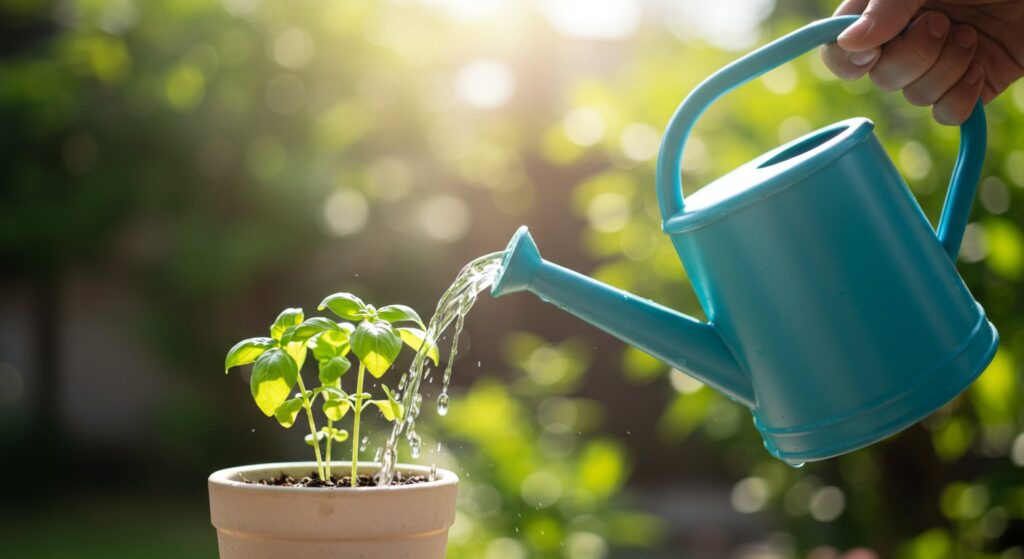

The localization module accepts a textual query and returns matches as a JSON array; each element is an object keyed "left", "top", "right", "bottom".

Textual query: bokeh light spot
[
  {"left": 272, "top": 26, "right": 315, "bottom": 69},
  {"left": 536, "top": 0, "right": 640, "bottom": 40},
  {"left": 619, "top": 122, "right": 660, "bottom": 161},
  {"left": 898, "top": 141, "right": 933, "bottom": 183},
  {"left": 323, "top": 188, "right": 370, "bottom": 237},
  {"left": 809, "top": 486, "right": 845, "bottom": 522},
  {"left": 980, "top": 177, "right": 1010, "bottom": 214},
  {"left": 455, "top": 59, "right": 515, "bottom": 109},
  {"left": 669, "top": 369, "right": 704, "bottom": 394},
  {"left": 731, "top": 476, "right": 769, "bottom": 513},
  {"left": 417, "top": 194, "right": 471, "bottom": 242},
  {"left": 520, "top": 470, "right": 563, "bottom": 508},
  {"left": 586, "top": 192, "right": 630, "bottom": 233},
  {"left": 564, "top": 108, "right": 606, "bottom": 147}
]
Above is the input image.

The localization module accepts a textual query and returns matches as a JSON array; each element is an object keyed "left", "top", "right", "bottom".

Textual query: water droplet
[
  {"left": 429, "top": 463, "right": 437, "bottom": 481},
  {"left": 360, "top": 436, "right": 369, "bottom": 452},
  {"left": 374, "top": 447, "right": 383, "bottom": 462},
  {"left": 790, "top": 462, "right": 805, "bottom": 469},
  {"left": 397, "top": 373, "right": 408, "bottom": 391},
  {"left": 410, "top": 433, "right": 422, "bottom": 458},
  {"left": 437, "top": 392, "right": 449, "bottom": 416}
]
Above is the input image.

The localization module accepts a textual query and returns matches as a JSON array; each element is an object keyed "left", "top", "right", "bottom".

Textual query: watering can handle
[{"left": 655, "top": 15, "right": 987, "bottom": 259}]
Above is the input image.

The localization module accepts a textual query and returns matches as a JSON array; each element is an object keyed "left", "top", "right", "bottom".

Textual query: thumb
[{"left": 836, "top": 0, "right": 926, "bottom": 51}]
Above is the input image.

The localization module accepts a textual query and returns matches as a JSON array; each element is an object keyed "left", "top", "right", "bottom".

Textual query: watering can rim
[{"left": 663, "top": 116, "right": 875, "bottom": 235}]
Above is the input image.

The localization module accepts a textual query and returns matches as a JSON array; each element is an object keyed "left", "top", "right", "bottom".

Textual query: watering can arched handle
[{"left": 655, "top": 15, "right": 987, "bottom": 259}]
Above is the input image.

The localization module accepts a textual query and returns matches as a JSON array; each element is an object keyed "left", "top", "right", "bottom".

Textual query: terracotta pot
[{"left": 208, "top": 462, "right": 459, "bottom": 559}]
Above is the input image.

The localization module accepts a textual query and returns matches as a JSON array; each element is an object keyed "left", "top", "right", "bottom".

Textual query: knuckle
[
  {"left": 868, "top": 70, "right": 899, "bottom": 91},
  {"left": 902, "top": 87, "right": 934, "bottom": 107}
]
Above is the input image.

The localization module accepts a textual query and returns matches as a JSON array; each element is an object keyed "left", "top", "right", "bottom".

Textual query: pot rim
[{"left": 209, "top": 461, "right": 458, "bottom": 494}]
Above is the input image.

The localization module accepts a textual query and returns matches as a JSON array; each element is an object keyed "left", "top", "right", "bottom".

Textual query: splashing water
[{"left": 377, "top": 252, "right": 505, "bottom": 485}]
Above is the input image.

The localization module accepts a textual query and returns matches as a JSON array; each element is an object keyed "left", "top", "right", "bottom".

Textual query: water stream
[{"left": 377, "top": 251, "right": 506, "bottom": 485}]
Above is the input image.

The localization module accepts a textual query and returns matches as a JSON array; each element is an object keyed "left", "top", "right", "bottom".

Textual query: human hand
[{"left": 821, "top": 0, "right": 1024, "bottom": 124}]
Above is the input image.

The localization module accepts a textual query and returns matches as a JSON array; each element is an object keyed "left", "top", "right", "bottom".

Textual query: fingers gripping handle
[{"left": 654, "top": 16, "right": 987, "bottom": 261}]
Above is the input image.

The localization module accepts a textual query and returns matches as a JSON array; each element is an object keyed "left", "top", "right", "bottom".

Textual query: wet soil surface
[{"left": 244, "top": 471, "right": 429, "bottom": 488}]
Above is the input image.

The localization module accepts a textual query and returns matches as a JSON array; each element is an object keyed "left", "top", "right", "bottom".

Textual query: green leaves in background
[
  {"left": 224, "top": 337, "right": 274, "bottom": 372},
  {"left": 397, "top": 327, "right": 440, "bottom": 365},
  {"left": 351, "top": 319, "right": 401, "bottom": 378},
  {"left": 319, "top": 293, "right": 367, "bottom": 321},
  {"left": 250, "top": 348, "right": 298, "bottom": 416}
]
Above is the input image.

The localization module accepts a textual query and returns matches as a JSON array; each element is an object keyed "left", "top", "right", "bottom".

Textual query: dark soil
[{"left": 244, "top": 471, "right": 430, "bottom": 488}]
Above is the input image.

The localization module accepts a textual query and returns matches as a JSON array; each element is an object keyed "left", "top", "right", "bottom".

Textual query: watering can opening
[
  {"left": 671, "top": 118, "right": 874, "bottom": 229},
  {"left": 757, "top": 125, "right": 846, "bottom": 169}
]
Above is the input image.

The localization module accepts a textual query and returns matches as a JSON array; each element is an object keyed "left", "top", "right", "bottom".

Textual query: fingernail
[
  {"left": 965, "top": 63, "right": 983, "bottom": 85},
  {"left": 838, "top": 17, "right": 872, "bottom": 42},
  {"left": 926, "top": 13, "right": 950, "bottom": 38},
  {"left": 954, "top": 26, "right": 976, "bottom": 49},
  {"left": 849, "top": 49, "right": 879, "bottom": 67}
]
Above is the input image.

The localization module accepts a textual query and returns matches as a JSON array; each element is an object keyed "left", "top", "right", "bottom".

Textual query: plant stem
[
  {"left": 295, "top": 375, "right": 326, "bottom": 481},
  {"left": 325, "top": 419, "right": 334, "bottom": 480},
  {"left": 351, "top": 363, "right": 366, "bottom": 487}
]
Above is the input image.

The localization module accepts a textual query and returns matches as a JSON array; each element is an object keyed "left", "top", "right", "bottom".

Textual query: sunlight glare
[{"left": 535, "top": 0, "right": 640, "bottom": 40}]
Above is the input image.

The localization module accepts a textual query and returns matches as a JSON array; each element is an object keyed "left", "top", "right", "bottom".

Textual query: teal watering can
[{"left": 491, "top": 16, "right": 998, "bottom": 465}]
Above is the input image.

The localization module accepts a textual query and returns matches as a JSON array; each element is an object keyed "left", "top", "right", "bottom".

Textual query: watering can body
[{"left": 492, "top": 16, "right": 999, "bottom": 464}]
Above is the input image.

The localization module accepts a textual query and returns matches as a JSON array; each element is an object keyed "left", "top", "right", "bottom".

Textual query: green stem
[
  {"left": 325, "top": 419, "right": 334, "bottom": 480},
  {"left": 351, "top": 363, "right": 366, "bottom": 487},
  {"left": 295, "top": 375, "right": 326, "bottom": 481}
]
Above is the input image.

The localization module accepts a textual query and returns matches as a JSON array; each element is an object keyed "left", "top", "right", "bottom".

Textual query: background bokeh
[{"left": 2, "top": 0, "right": 1024, "bottom": 557}]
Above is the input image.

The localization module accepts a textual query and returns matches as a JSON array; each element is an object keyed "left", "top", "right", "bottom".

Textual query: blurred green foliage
[{"left": 3, "top": 0, "right": 1024, "bottom": 557}]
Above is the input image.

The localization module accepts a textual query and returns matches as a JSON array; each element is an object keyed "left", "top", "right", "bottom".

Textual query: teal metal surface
[{"left": 491, "top": 16, "right": 997, "bottom": 464}]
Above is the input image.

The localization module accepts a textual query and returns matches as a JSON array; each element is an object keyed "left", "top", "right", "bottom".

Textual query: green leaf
[
  {"left": 305, "top": 431, "right": 327, "bottom": 446},
  {"left": 290, "top": 317, "right": 342, "bottom": 345},
  {"left": 382, "top": 384, "right": 404, "bottom": 422},
  {"left": 285, "top": 338, "right": 307, "bottom": 372},
  {"left": 320, "top": 426, "right": 349, "bottom": 443},
  {"left": 351, "top": 320, "right": 402, "bottom": 378},
  {"left": 322, "top": 397, "right": 352, "bottom": 421},
  {"left": 250, "top": 348, "right": 299, "bottom": 417},
  {"left": 311, "top": 330, "right": 351, "bottom": 361},
  {"left": 273, "top": 396, "right": 304, "bottom": 428},
  {"left": 397, "top": 327, "right": 440, "bottom": 366},
  {"left": 318, "top": 293, "right": 367, "bottom": 321},
  {"left": 377, "top": 305, "right": 425, "bottom": 328},
  {"left": 270, "top": 308, "right": 304, "bottom": 341},
  {"left": 369, "top": 400, "right": 403, "bottom": 422},
  {"left": 320, "top": 386, "right": 347, "bottom": 401},
  {"left": 319, "top": 355, "right": 352, "bottom": 386},
  {"left": 224, "top": 337, "right": 274, "bottom": 373}
]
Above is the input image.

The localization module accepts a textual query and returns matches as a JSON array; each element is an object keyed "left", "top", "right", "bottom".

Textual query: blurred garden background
[{"left": 2, "top": 0, "right": 1024, "bottom": 557}]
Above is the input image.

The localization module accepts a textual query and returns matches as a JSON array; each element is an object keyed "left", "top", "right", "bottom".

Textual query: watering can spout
[{"left": 491, "top": 226, "right": 756, "bottom": 408}]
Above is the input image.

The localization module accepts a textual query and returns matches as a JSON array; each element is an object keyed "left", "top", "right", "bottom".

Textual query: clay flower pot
[{"left": 208, "top": 462, "right": 459, "bottom": 559}]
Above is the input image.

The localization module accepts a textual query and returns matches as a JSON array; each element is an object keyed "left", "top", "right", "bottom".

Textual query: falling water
[{"left": 377, "top": 251, "right": 505, "bottom": 485}]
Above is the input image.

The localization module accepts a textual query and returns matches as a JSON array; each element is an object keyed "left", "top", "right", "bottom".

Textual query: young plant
[{"left": 224, "top": 292, "right": 438, "bottom": 486}]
